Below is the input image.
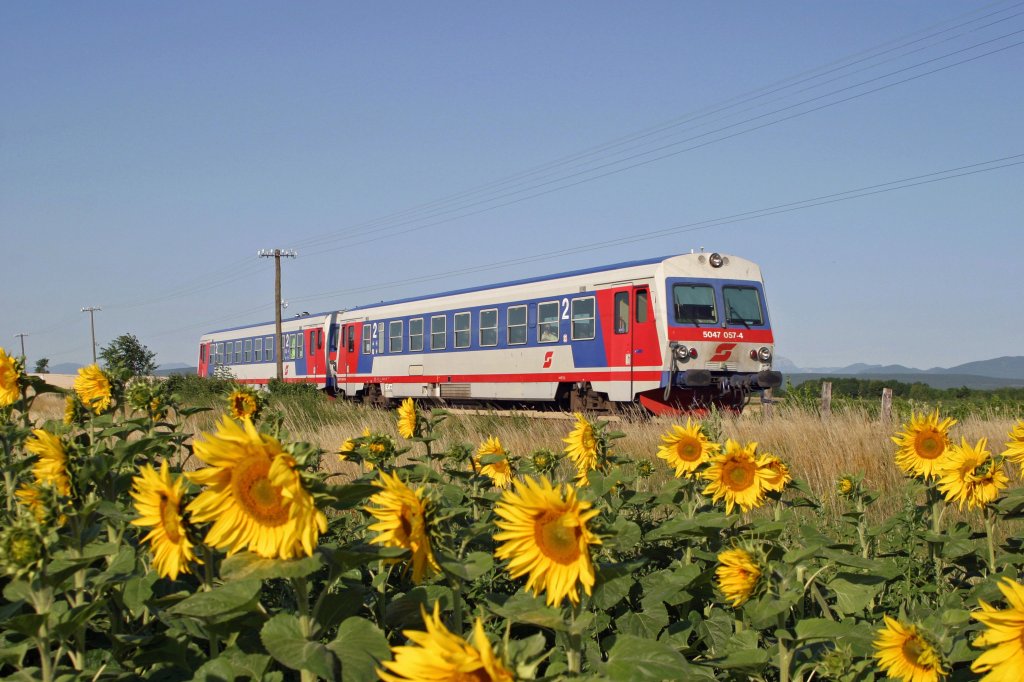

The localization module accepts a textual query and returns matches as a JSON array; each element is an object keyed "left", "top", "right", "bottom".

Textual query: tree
[
  {"left": 33, "top": 357, "right": 50, "bottom": 373},
  {"left": 100, "top": 333, "right": 158, "bottom": 377}
]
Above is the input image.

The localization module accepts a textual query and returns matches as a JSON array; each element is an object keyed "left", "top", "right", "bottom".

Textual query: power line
[
  {"left": 283, "top": 153, "right": 1023, "bottom": 306},
  {"left": 292, "top": 29, "right": 1024, "bottom": 260}
]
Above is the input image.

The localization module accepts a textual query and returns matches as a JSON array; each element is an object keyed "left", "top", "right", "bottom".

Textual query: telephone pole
[
  {"left": 81, "top": 306, "right": 102, "bottom": 364},
  {"left": 14, "top": 333, "right": 28, "bottom": 360},
  {"left": 257, "top": 249, "right": 296, "bottom": 381}
]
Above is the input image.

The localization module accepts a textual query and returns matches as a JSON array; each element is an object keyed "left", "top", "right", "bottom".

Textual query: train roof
[
  {"left": 202, "top": 251, "right": 752, "bottom": 336},
  {"left": 204, "top": 310, "right": 333, "bottom": 336}
]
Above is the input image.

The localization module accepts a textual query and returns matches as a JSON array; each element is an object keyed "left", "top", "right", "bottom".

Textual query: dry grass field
[{"left": 31, "top": 390, "right": 1021, "bottom": 521}]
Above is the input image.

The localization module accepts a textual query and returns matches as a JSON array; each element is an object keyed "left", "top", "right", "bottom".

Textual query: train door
[
  {"left": 198, "top": 342, "right": 210, "bottom": 377},
  {"left": 336, "top": 323, "right": 360, "bottom": 393},
  {"left": 604, "top": 284, "right": 660, "bottom": 396},
  {"left": 305, "top": 328, "right": 325, "bottom": 382},
  {"left": 630, "top": 285, "right": 661, "bottom": 371}
]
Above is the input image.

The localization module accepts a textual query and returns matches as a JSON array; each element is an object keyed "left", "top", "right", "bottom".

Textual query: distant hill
[
  {"left": 785, "top": 372, "right": 1024, "bottom": 390},
  {"left": 154, "top": 366, "right": 196, "bottom": 376},
  {"left": 780, "top": 356, "right": 1024, "bottom": 390}
]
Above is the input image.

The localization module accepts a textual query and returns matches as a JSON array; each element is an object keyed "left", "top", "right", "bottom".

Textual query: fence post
[
  {"left": 820, "top": 382, "right": 832, "bottom": 418},
  {"left": 880, "top": 387, "right": 892, "bottom": 423},
  {"left": 762, "top": 387, "right": 773, "bottom": 418}
]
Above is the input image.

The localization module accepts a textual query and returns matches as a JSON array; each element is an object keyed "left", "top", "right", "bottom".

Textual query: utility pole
[
  {"left": 81, "top": 306, "right": 102, "bottom": 364},
  {"left": 257, "top": 249, "right": 297, "bottom": 381},
  {"left": 14, "top": 333, "right": 28, "bottom": 361}
]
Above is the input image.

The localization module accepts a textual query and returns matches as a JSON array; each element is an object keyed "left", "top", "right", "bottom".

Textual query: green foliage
[
  {"left": 98, "top": 332, "right": 158, "bottom": 377},
  {"left": 3, "top": 375, "right": 1024, "bottom": 680}
]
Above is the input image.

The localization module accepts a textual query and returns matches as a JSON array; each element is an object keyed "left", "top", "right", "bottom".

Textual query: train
[{"left": 197, "top": 251, "right": 782, "bottom": 414}]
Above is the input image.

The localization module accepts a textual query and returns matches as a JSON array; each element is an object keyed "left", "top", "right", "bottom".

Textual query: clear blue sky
[{"left": 3, "top": 1, "right": 1022, "bottom": 370}]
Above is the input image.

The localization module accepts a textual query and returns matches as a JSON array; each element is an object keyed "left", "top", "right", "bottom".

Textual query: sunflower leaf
[
  {"left": 261, "top": 613, "right": 337, "bottom": 679},
  {"left": 326, "top": 617, "right": 391, "bottom": 682},
  {"left": 604, "top": 633, "right": 711, "bottom": 681},
  {"left": 168, "top": 579, "right": 262, "bottom": 619},
  {"left": 220, "top": 552, "right": 324, "bottom": 582}
]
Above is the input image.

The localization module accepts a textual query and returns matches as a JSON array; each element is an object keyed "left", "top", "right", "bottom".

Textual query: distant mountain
[
  {"left": 937, "top": 356, "right": 1024, "bottom": 380},
  {"left": 154, "top": 366, "right": 196, "bottom": 376},
  {"left": 50, "top": 362, "right": 83, "bottom": 374},
  {"left": 782, "top": 355, "right": 1024, "bottom": 390}
]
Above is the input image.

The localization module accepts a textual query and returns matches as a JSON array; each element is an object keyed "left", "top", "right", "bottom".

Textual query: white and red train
[{"left": 197, "top": 252, "right": 782, "bottom": 414}]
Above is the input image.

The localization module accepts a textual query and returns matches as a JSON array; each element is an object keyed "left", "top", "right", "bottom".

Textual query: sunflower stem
[
  {"left": 984, "top": 506, "right": 998, "bottom": 574},
  {"left": 451, "top": 577, "right": 465, "bottom": 635},
  {"left": 202, "top": 545, "right": 221, "bottom": 659},
  {"left": 855, "top": 496, "right": 870, "bottom": 559},
  {"left": 776, "top": 612, "right": 791, "bottom": 682},
  {"left": 927, "top": 486, "right": 943, "bottom": 585},
  {"left": 566, "top": 603, "right": 582, "bottom": 674}
]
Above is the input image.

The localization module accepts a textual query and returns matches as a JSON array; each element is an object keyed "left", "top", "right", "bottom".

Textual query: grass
[{"left": 31, "top": 389, "right": 1022, "bottom": 521}]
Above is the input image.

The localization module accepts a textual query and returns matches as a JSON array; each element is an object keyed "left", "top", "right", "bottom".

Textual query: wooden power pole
[
  {"left": 258, "top": 249, "right": 297, "bottom": 381},
  {"left": 81, "top": 306, "right": 101, "bottom": 364}
]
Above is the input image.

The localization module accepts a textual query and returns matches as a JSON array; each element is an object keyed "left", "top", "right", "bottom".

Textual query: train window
[
  {"left": 389, "top": 320, "right": 403, "bottom": 353},
  {"left": 672, "top": 284, "right": 717, "bottom": 324},
  {"left": 255, "top": 337, "right": 263, "bottom": 360},
  {"left": 347, "top": 325, "right": 356, "bottom": 353},
  {"left": 430, "top": 315, "right": 446, "bottom": 350},
  {"left": 317, "top": 329, "right": 323, "bottom": 350},
  {"left": 507, "top": 305, "right": 527, "bottom": 345},
  {"left": 409, "top": 318, "right": 424, "bottom": 352},
  {"left": 614, "top": 292, "right": 630, "bottom": 334},
  {"left": 479, "top": 309, "right": 497, "bottom": 347},
  {"left": 244, "top": 339, "right": 252, "bottom": 362},
  {"left": 454, "top": 312, "right": 471, "bottom": 348},
  {"left": 308, "top": 332, "right": 314, "bottom": 355},
  {"left": 723, "top": 286, "right": 764, "bottom": 326},
  {"left": 361, "top": 325, "right": 370, "bottom": 354},
  {"left": 538, "top": 301, "right": 559, "bottom": 343},
  {"left": 217, "top": 342, "right": 224, "bottom": 365},
  {"left": 376, "top": 323, "right": 384, "bottom": 354},
  {"left": 636, "top": 289, "right": 649, "bottom": 323},
  {"left": 571, "top": 297, "right": 596, "bottom": 340},
  {"left": 265, "top": 337, "right": 274, "bottom": 362},
  {"left": 234, "top": 341, "right": 242, "bottom": 364},
  {"left": 200, "top": 345, "right": 205, "bottom": 362}
]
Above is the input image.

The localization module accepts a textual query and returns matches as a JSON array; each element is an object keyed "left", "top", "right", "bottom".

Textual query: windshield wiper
[{"left": 727, "top": 305, "right": 751, "bottom": 328}]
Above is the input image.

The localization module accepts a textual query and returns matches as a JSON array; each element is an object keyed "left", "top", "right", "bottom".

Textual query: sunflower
[
  {"left": 972, "top": 459, "right": 1010, "bottom": 508},
  {"left": 15, "top": 484, "right": 48, "bottom": 523},
  {"left": 378, "top": 603, "right": 514, "bottom": 682},
  {"left": 656, "top": 419, "right": 718, "bottom": 478},
  {"left": 873, "top": 616, "right": 946, "bottom": 682},
  {"left": 228, "top": 388, "right": 259, "bottom": 420},
  {"left": 836, "top": 475, "right": 856, "bottom": 497},
  {"left": 475, "top": 436, "right": 514, "bottom": 488},
  {"left": 715, "top": 548, "right": 762, "bottom": 607},
  {"left": 563, "top": 412, "right": 598, "bottom": 482},
  {"left": 397, "top": 397, "right": 419, "bottom": 439},
  {"left": 130, "top": 461, "right": 198, "bottom": 580},
  {"left": 702, "top": 439, "right": 770, "bottom": 514},
  {"left": 936, "top": 438, "right": 992, "bottom": 510},
  {"left": 892, "top": 410, "right": 956, "bottom": 480},
  {"left": 972, "top": 577, "right": 1024, "bottom": 681},
  {"left": 493, "top": 475, "right": 601, "bottom": 607},
  {"left": 1002, "top": 420, "right": 1024, "bottom": 467},
  {"left": 759, "top": 454, "right": 792, "bottom": 493},
  {"left": 187, "top": 416, "right": 327, "bottom": 560},
  {"left": 74, "top": 364, "right": 112, "bottom": 414},
  {"left": 0, "top": 347, "right": 21, "bottom": 407},
  {"left": 365, "top": 471, "right": 439, "bottom": 584},
  {"left": 338, "top": 427, "right": 372, "bottom": 461},
  {"left": 25, "top": 429, "right": 71, "bottom": 496}
]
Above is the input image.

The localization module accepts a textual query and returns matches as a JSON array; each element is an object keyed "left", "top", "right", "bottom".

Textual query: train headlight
[
  {"left": 757, "top": 346, "right": 772, "bottom": 362},
  {"left": 673, "top": 344, "right": 690, "bottom": 361},
  {"left": 709, "top": 252, "right": 724, "bottom": 268}
]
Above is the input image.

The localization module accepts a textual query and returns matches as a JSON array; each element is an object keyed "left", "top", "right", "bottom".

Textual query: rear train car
[
  {"left": 197, "top": 312, "right": 339, "bottom": 391},
  {"left": 331, "top": 252, "right": 781, "bottom": 413}
]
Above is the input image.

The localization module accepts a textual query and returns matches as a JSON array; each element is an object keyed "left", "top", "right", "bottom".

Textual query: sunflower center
[
  {"left": 159, "top": 493, "right": 182, "bottom": 543},
  {"left": 455, "top": 670, "right": 493, "bottom": 682},
  {"left": 914, "top": 430, "right": 944, "bottom": 460},
  {"left": 231, "top": 456, "right": 289, "bottom": 526},
  {"left": 901, "top": 635, "right": 931, "bottom": 668},
  {"left": 723, "top": 460, "right": 755, "bottom": 491},
  {"left": 398, "top": 506, "right": 415, "bottom": 542},
  {"left": 677, "top": 438, "right": 702, "bottom": 462},
  {"left": 535, "top": 511, "right": 582, "bottom": 564}
]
